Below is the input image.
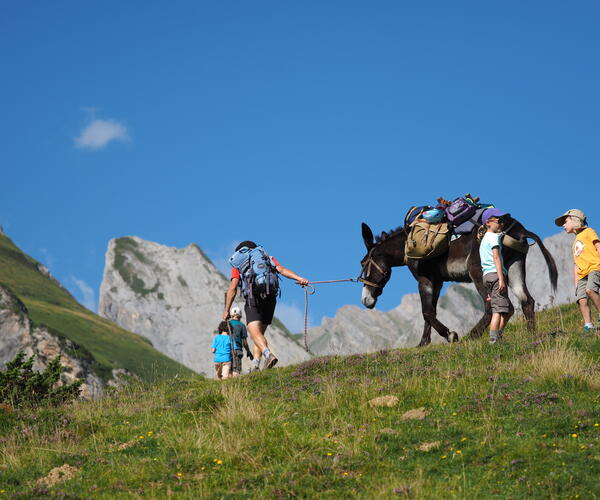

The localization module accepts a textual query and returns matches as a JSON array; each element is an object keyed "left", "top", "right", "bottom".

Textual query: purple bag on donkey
[{"left": 445, "top": 197, "right": 477, "bottom": 226}]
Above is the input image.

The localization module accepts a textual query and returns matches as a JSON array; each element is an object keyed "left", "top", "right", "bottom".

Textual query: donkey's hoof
[{"left": 448, "top": 332, "right": 460, "bottom": 343}]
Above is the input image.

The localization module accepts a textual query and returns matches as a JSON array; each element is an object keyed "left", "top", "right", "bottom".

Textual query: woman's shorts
[
  {"left": 483, "top": 272, "right": 512, "bottom": 314},
  {"left": 244, "top": 295, "right": 276, "bottom": 325}
]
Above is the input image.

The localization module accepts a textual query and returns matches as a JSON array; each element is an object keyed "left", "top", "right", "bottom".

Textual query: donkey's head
[{"left": 359, "top": 222, "right": 393, "bottom": 308}]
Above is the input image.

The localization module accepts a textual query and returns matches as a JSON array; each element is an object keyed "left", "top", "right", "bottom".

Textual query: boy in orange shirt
[{"left": 555, "top": 209, "right": 600, "bottom": 332}]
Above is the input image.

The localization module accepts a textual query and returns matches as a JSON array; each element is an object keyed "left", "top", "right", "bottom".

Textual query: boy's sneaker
[
  {"left": 582, "top": 325, "right": 595, "bottom": 333},
  {"left": 264, "top": 353, "right": 278, "bottom": 369}
]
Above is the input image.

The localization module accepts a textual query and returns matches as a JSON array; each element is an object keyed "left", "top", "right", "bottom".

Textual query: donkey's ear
[{"left": 361, "top": 222, "right": 374, "bottom": 250}]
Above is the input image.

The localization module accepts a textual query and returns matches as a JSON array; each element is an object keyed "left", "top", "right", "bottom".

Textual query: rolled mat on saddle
[{"left": 403, "top": 194, "right": 528, "bottom": 260}]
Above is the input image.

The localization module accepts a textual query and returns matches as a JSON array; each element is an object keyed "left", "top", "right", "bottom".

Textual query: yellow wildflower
[
  {"left": 461, "top": 437, "right": 468, "bottom": 442},
  {"left": 326, "top": 452, "right": 333, "bottom": 456},
  {"left": 572, "top": 434, "right": 578, "bottom": 438},
  {"left": 177, "top": 472, "right": 183, "bottom": 477},
  {"left": 216, "top": 460, "right": 223, "bottom": 465},
  {"left": 452, "top": 412, "right": 457, "bottom": 416},
  {"left": 138, "top": 435, "right": 144, "bottom": 439},
  {"left": 147, "top": 431, "right": 153, "bottom": 436},
  {"left": 441, "top": 455, "right": 447, "bottom": 459},
  {"left": 456, "top": 450, "right": 462, "bottom": 455}
]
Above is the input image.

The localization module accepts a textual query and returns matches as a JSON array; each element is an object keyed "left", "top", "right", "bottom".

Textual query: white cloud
[
  {"left": 74, "top": 119, "right": 129, "bottom": 150},
  {"left": 70, "top": 277, "right": 97, "bottom": 312},
  {"left": 275, "top": 301, "right": 311, "bottom": 334}
]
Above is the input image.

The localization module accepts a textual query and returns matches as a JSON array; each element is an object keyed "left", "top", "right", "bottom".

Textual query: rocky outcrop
[
  {"left": 308, "top": 232, "right": 574, "bottom": 355},
  {"left": 98, "top": 237, "right": 310, "bottom": 376},
  {"left": 0, "top": 286, "right": 104, "bottom": 399}
]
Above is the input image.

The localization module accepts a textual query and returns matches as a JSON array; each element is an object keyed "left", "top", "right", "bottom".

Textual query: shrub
[{"left": 0, "top": 351, "right": 82, "bottom": 408}]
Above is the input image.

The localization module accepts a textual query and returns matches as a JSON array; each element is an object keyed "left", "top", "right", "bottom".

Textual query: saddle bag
[
  {"left": 405, "top": 221, "right": 451, "bottom": 259},
  {"left": 445, "top": 197, "right": 477, "bottom": 226}
]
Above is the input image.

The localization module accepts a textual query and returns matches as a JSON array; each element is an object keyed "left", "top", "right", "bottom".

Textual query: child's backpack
[
  {"left": 229, "top": 246, "right": 280, "bottom": 302},
  {"left": 445, "top": 197, "right": 477, "bottom": 226}
]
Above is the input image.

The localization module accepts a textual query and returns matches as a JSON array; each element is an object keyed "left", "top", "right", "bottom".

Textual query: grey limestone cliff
[
  {"left": 308, "top": 232, "right": 575, "bottom": 355},
  {"left": 0, "top": 286, "right": 104, "bottom": 399},
  {"left": 98, "top": 237, "right": 310, "bottom": 376}
]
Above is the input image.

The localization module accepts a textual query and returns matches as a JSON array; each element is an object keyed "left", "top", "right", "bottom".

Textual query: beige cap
[{"left": 554, "top": 209, "right": 586, "bottom": 227}]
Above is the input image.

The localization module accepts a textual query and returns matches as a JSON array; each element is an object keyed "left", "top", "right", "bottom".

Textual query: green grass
[
  {"left": 1, "top": 303, "right": 599, "bottom": 498},
  {"left": 0, "top": 234, "right": 192, "bottom": 383}
]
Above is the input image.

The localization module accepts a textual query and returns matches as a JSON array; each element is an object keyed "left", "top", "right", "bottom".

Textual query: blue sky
[{"left": 1, "top": 1, "right": 599, "bottom": 332}]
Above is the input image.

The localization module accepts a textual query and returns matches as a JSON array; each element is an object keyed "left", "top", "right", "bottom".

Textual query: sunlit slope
[
  {"left": 0, "top": 233, "right": 192, "bottom": 381},
  {"left": 2, "top": 303, "right": 598, "bottom": 497}
]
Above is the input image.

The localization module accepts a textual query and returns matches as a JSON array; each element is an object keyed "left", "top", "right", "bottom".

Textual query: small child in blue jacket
[{"left": 211, "top": 321, "right": 232, "bottom": 379}]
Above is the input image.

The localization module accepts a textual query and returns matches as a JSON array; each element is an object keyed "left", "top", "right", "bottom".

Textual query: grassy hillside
[
  {"left": 0, "top": 233, "right": 192, "bottom": 382},
  {"left": 1, "top": 303, "right": 599, "bottom": 498}
]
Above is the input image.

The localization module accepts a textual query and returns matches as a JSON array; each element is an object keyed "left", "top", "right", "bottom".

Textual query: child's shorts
[
  {"left": 231, "top": 351, "right": 243, "bottom": 374},
  {"left": 214, "top": 362, "right": 231, "bottom": 379},
  {"left": 483, "top": 272, "right": 513, "bottom": 314},
  {"left": 576, "top": 270, "right": 600, "bottom": 302}
]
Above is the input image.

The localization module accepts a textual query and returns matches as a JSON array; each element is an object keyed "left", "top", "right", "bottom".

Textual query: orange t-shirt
[
  {"left": 573, "top": 227, "right": 600, "bottom": 280},
  {"left": 230, "top": 256, "right": 280, "bottom": 280}
]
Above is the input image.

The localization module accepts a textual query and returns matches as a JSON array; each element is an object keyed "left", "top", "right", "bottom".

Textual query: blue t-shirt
[
  {"left": 479, "top": 232, "right": 507, "bottom": 276},
  {"left": 228, "top": 320, "right": 248, "bottom": 351},
  {"left": 211, "top": 334, "right": 232, "bottom": 363}
]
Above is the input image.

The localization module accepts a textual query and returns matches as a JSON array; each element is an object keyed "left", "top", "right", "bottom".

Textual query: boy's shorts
[
  {"left": 231, "top": 351, "right": 243, "bottom": 374},
  {"left": 576, "top": 270, "right": 600, "bottom": 302},
  {"left": 214, "top": 362, "right": 231, "bottom": 379},
  {"left": 483, "top": 272, "right": 513, "bottom": 314}
]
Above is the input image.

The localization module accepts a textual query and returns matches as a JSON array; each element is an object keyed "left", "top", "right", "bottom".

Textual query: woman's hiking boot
[{"left": 264, "top": 353, "right": 278, "bottom": 369}]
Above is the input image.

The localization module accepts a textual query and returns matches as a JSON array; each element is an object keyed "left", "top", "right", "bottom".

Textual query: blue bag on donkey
[
  {"left": 229, "top": 246, "right": 280, "bottom": 301},
  {"left": 404, "top": 206, "right": 431, "bottom": 230}
]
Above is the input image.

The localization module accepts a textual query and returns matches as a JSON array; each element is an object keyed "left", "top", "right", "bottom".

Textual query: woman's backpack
[{"left": 229, "top": 246, "right": 280, "bottom": 302}]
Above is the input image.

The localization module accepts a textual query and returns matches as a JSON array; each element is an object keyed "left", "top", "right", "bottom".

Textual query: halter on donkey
[{"left": 358, "top": 217, "right": 558, "bottom": 346}]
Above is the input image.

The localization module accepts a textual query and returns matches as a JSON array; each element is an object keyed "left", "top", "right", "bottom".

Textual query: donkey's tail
[{"left": 524, "top": 230, "right": 558, "bottom": 291}]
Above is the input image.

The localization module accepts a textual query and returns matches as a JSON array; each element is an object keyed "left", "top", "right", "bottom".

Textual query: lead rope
[{"left": 296, "top": 278, "right": 359, "bottom": 354}]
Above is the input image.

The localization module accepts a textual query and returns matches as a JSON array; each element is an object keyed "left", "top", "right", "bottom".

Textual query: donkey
[{"left": 359, "top": 217, "right": 558, "bottom": 345}]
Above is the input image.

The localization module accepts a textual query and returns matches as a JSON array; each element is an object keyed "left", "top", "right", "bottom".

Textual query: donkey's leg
[
  {"left": 431, "top": 280, "right": 457, "bottom": 342},
  {"left": 418, "top": 277, "right": 452, "bottom": 345},
  {"left": 467, "top": 274, "right": 493, "bottom": 340},
  {"left": 508, "top": 259, "right": 535, "bottom": 332},
  {"left": 418, "top": 321, "right": 433, "bottom": 347}
]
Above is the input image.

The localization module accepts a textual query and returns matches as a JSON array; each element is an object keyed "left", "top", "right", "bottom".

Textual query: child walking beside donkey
[{"left": 479, "top": 208, "right": 514, "bottom": 344}]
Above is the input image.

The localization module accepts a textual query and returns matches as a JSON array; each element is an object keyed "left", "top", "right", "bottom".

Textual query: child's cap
[
  {"left": 554, "top": 209, "right": 586, "bottom": 227},
  {"left": 482, "top": 208, "right": 509, "bottom": 225},
  {"left": 230, "top": 306, "right": 242, "bottom": 318}
]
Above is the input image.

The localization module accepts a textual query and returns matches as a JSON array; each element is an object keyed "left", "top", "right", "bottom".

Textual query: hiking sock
[
  {"left": 498, "top": 329, "right": 504, "bottom": 341},
  {"left": 489, "top": 330, "right": 500, "bottom": 344},
  {"left": 262, "top": 348, "right": 272, "bottom": 359},
  {"left": 252, "top": 358, "right": 260, "bottom": 369}
]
